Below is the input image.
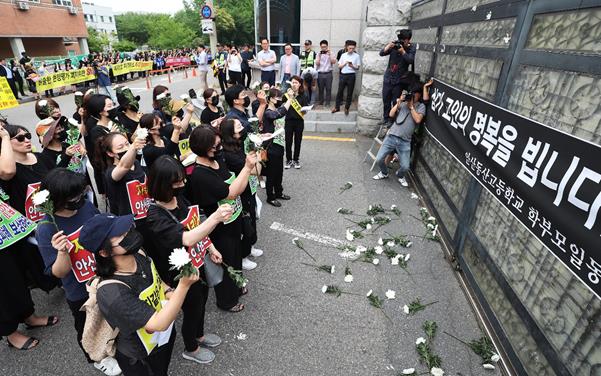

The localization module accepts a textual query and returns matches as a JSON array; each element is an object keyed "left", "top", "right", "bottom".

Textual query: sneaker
[
  {"left": 398, "top": 177, "right": 409, "bottom": 187},
  {"left": 242, "top": 257, "right": 257, "bottom": 270},
  {"left": 294, "top": 161, "right": 301, "bottom": 169},
  {"left": 198, "top": 333, "right": 222, "bottom": 348},
  {"left": 259, "top": 180, "right": 266, "bottom": 189},
  {"left": 94, "top": 357, "right": 121, "bottom": 376},
  {"left": 372, "top": 172, "right": 389, "bottom": 180},
  {"left": 182, "top": 348, "right": 215, "bottom": 364},
  {"left": 284, "top": 160, "right": 294, "bottom": 169},
  {"left": 251, "top": 247, "right": 264, "bottom": 257}
]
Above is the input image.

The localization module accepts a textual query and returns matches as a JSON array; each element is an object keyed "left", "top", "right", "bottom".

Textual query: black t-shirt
[
  {"left": 105, "top": 160, "right": 146, "bottom": 216},
  {"left": 285, "top": 93, "right": 309, "bottom": 121},
  {"left": 200, "top": 106, "right": 224, "bottom": 125},
  {"left": 223, "top": 148, "right": 253, "bottom": 201},
  {"left": 39, "top": 147, "right": 70, "bottom": 170},
  {"left": 86, "top": 121, "right": 110, "bottom": 162},
  {"left": 2, "top": 156, "right": 50, "bottom": 219},
  {"left": 97, "top": 253, "right": 169, "bottom": 360},
  {"left": 142, "top": 139, "right": 179, "bottom": 171},
  {"left": 117, "top": 112, "right": 140, "bottom": 139}
]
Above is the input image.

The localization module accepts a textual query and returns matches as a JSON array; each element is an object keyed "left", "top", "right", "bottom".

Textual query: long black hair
[
  {"left": 148, "top": 155, "right": 185, "bottom": 202},
  {"left": 84, "top": 94, "right": 111, "bottom": 135},
  {"left": 220, "top": 119, "right": 241, "bottom": 153},
  {"left": 41, "top": 168, "right": 87, "bottom": 212}
]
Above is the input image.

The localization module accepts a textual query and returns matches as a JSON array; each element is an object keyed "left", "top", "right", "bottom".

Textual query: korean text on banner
[
  {"left": 0, "top": 200, "right": 36, "bottom": 250},
  {"left": 36, "top": 67, "right": 96, "bottom": 92},
  {"left": 425, "top": 79, "right": 601, "bottom": 299},
  {"left": 0, "top": 77, "right": 18, "bottom": 110},
  {"left": 111, "top": 61, "right": 153, "bottom": 76}
]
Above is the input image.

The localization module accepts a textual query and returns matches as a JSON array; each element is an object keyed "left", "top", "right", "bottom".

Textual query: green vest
[{"left": 300, "top": 50, "right": 315, "bottom": 69}]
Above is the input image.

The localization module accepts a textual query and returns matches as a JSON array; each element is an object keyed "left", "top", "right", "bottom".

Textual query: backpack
[{"left": 80, "top": 277, "right": 130, "bottom": 362}]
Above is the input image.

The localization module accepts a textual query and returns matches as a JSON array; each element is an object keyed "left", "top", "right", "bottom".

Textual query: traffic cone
[{"left": 192, "top": 68, "right": 197, "bottom": 77}]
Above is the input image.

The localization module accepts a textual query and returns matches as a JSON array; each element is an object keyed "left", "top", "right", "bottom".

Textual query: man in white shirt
[
  {"left": 333, "top": 40, "right": 361, "bottom": 116},
  {"left": 257, "top": 38, "right": 277, "bottom": 86},
  {"left": 278, "top": 43, "right": 300, "bottom": 88},
  {"left": 195, "top": 45, "right": 209, "bottom": 92},
  {"left": 316, "top": 39, "right": 337, "bottom": 107}
]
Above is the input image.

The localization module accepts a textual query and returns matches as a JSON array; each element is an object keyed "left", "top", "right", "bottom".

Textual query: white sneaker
[
  {"left": 259, "top": 180, "right": 266, "bottom": 189},
  {"left": 251, "top": 247, "right": 264, "bottom": 257},
  {"left": 398, "top": 177, "right": 408, "bottom": 187},
  {"left": 242, "top": 257, "right": 257, "bottom": 270},
  {"left": 94, "top": 357, "right": 121, "bottom": 376},
  {"left": 372, "top": 172, "right": 389, "bottom": 180}
]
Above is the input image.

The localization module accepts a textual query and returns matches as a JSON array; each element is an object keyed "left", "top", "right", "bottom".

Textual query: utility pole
[{"left": 203, "top": 0, "right": 218, "bottom": 54}]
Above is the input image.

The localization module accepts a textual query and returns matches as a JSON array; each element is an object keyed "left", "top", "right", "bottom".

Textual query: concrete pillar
[
  {"left": 78, "top": 37, "right": 89, "bottom": 55},
  {"left": 356, "top": 0, "right": 412, "bottom": 135},
  {"left": 9, "top": 37, "right": 25, "bottom": 59}
]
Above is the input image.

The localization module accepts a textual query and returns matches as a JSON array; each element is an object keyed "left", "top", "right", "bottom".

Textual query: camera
[
  {"left": 402, "top": 91, "right": 414, "bottom": 101},
  {"left": 393, "top": 40, "right": 406, "bottom": 50}
]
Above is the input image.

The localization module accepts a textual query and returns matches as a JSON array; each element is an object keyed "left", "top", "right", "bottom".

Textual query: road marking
[
  {"left": 304, "top": 136, "right": 356, "bottom": 142},
  {"left": 270, "top": 221, "right": 344, "bottom": 246}
]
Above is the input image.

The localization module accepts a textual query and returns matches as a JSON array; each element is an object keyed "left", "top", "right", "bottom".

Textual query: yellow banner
[
  {"left": 178, "top": 138, "right": 191, "bottom": 156},
  {"left": 36, "top": 67, "right": 96, "bottom": 92},
  {"left": 0, "top": 77, "right": 18, "bottom": 110},
  {"left": 111, "top": 61, "right": 153, "bottom": 76}
]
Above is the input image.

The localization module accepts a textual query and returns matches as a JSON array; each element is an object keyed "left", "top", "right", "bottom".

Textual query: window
[
  {"left": 52, "top": 0, "right": 73, "bottom": 5},
  {"left": 255, "top": 0, "right": 301, "bottom": 57},
  {"left": 109, "top": 16, "right": 113, "bottom": 23},
  {"left": 100, "top": 15, "right": 105, "bottom": 22}
]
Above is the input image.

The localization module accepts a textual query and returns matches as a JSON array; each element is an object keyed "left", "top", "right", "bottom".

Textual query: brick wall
[{"left": 0, "top": 0, "right": 87, "bottom": 38}]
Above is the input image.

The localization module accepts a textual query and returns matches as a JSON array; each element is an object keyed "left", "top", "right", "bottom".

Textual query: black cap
[
  {"left": 304, "top": 40, "right": 312, "bottom": 45},
  {"left": 79, "top": 214, "right": 134, "bottom": 254}
]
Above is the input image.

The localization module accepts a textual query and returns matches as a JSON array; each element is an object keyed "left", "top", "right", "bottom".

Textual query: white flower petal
[
  {"left": 156, "top": 93, "right": 167, "bottom": 100},
  {"left": 405, "top": 241, "right": 413, "bottom": 248},
  {"left": 378, "top": 238, "right": 384, "bottom": 245},
  {"left": 403, "top": 305, "right": 410, "bottom": 314},
  {"left": 32, "top": 190, "right": 50, "bottom": 206},
  {"left": 337, "top": 207, "right": 342, "bottom": 213},
  {"left": 483, "top": 364, "right": 495, "bottom": 370},
  {"left": 366, "top": 224, "right": 372, "bottom": 230},
  {"left": 387, "top": 241, "right": 395, "bottom": 247},
  {"left": 372, "top": 258, "right": 380, "bottom": 265},
  {"left": 404, "top": 254, "right": 411, "bottom": 262},
  {"left": 330, "top": 265, "right": 335, "bottom": 274},
  {"left": 402, "top": 368, "right": 415, "bottom": 375},
  {"left": 168, "top": 247, "right": 192, "bottom": 268},
  {"left": 411, "top": 193, "right": 419, "bottom": 199},
  {"left": 356, "top": 245, "right": 367, "bottom": 253},
  {"left": 136, "top": 128, "right": 148, "bottom": 139},
  {"left": 321, "top": 285, "right": 328, "bottom": 293},
  {"left": 344, "top": 274, "right": 353, "bottom": 283},
  {"left": 430, "top": 367, "right": 445, "bottom": 376},
  {"left": 416, "top": 337, "right": 426, "bottom": 345},
  {"left": 490, "top": 354, "right": 500, "bottom": 363},
  {"left": 366, "top": 289, "right": 373, "bottom": 297},
  {"left": 385, "top": 289, "right": 396, "bottom": 300},
  {"left": 374, "top": 246, "right": 383, "bottom": 255},
  {"left": 391, "top": 204, "right": 397, "bottom": 210},
  {"left": 346, "top": 229, "right": 354, "bottom": 241},
  {"left": 38, "top": 99, "right": 48, "bottom": 107},
  {"left": 391, "top": 256, "right": 400, "bottom": 265}
]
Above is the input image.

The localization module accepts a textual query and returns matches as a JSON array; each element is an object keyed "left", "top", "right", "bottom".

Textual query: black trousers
[
  {"left": 218, "top": 70, "right": 227, "bottom": 93},
  {"left": 213, "top": 221, "right": 243, "bottom": 310},
  {"left": 240, "top": 191, "right": 257, "bottom": 259},
  {"left": 317, "top": 71, "right": 333, "bottom": 105},
  {"left": 382, "top": 79, "right": 403, "bottom": 122},
  {"left": 242, "top": 69, "right": 252, "bottom": 88},
  {"left": 285, "top": 119, "right": 304, "bottom": 162},
  {"left": 15, "top": 77, "right": 26, "bottom": 96},
  {"left": 67, "top": 298, "right": 94, "bottom": 363},
  {"left": 335, "top": 73, "right": 356, "bottom": 110},
  {"left": 265, "top": 146, "right": 284, "bottom": 200},
  {"left": 0, "top": 245, "right": 34, "bottom": 336},
  {"left": 7, "top": 78, "right": 19, "bottom": 99},
  {"left": 229, "top": 71, "right": 244, "bottom": 86},
  {"left": 261, "top": 70, "right": 276, "bottom": 87},
  {"left": 115, "top": 330, "right": 176, "bottom": 376},
  {"left": 180, "top": 280, "right": 209, "bottom": 352}
]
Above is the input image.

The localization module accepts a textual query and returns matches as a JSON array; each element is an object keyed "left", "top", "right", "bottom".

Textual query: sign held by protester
[
  {"left": 67, "top": 227, "right": 96, "bottom": 283},
  {"left": 0, "top": 77, "right": 18, "bottom": 110},
  {"left": 425, "top": 79, "right": 601, "bottom": 299},
  {"left": 36, "top": 67, "right": 96, "bottom": 92},
  {"left": 0, "top": 199, "right": 36, "bottom": 250}
]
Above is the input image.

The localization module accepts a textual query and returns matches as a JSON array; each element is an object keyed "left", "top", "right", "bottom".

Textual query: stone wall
[{"left": 356, "top": 0, "right": 412, "bottom": 135}]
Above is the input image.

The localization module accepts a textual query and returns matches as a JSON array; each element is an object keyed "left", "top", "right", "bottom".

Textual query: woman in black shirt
[
  {"left": 200, "top": 88, "right": 224, "bottom": 125},
  {"left": 147, "top": 155, "right": 230, "bottom": 364},
  {"left": 116, "top": 87, "right": 142, "bottom": 139},
  {"left": 139, "top": 113, "right": 180, "bottom": 170},
  {"left": 284, "top": 75, "right": 310, "bottom": 169},
  {"left": 185, "top": 126, "right": 257, "bottom": 312}
]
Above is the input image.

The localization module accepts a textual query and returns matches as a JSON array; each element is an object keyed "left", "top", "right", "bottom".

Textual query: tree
[
  {"left": 115, "top": 12, "right": 156, "bottom": 45},
  {"left": 87, "top": 27, "right": 110, "bottom": 53},
  {"left": 181, "top": 0, "right": 254, "bottom": 45},
  {"left": 112, "top": 39, "right": 137, "bottom": 52},
  {"left": 147, "top": 17, "right": 196, "bottom": 49}
]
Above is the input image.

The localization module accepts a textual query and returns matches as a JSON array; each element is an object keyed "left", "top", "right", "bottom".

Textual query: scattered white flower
[
  {"left": 483, "top": 364, "right": 495, "bottom": 370},
  {"left": 68, "top": 118, "right": 80, "bottom": 127},
  {"left": 433, "top": 224, "right": 438, "bottom": 233},
  {"left": 411, "top": 192, "right": 419, "bottom": 199},
  {"left": 156, "top": 92, "right": 167, "bottom": 100},
  {"left": 378, "top": 238, "right": 384, "bottom": 245},
  {"left": 32, "top": 189, "right": 50, "bottom": 206},
  {"left": 405, "top": 241, "right": 413, "bottom": 248},
  {"left": 403, "top": 305, "right": 410, "bottom": 314},
  {"left": 391, "top": 204, "right": 397, "bottom": 210},
  {"left": 490, "top": 354, "right": 500, "bottom": 363},
  {"left": 428, "top": 216, "right": 435, "bottom": 221},
  {"left": 338, "top": 251, "right": 358, "bottom": 259},
  {"left": 370, "top": 217, "right": 376, "bottom": 223},
  {"left": 356, "top": 245, "right": 367, "bottom": 253},
  {"left": 366, "top": 289, "right": 373, "bottom": 297},
  {"left": 248, "top": 133, "right": 264, "bottom": 147},
  {"left": 402, "top": 368, "right": 416, "bottom": 375},
  {"left": 486, "top": 11, "right": 492, "bottom": 20},
  {"left": 391, "top": 255, "right": 400, "bottom": 265},
  {"left": 368, "top": 205, "right": 373, "bottom": 210},
  {"left": 471, "top": 5, "right": 477, "bottom": 11},
  {"left": 374, "top": 246, "right": 383, "bottom": 255},
  {"left": 38, "top": 99, "right": 48, "bottom": 107},
  {"left": 330, "top": 265, "right": 335, "bottom": 274},
  {"left": 250, "top": 81, "right": 260, "bottom": 90},
  {"left": 168, "top": 247, "right": 191, "bottom": 269},
  {"left": 74, "top": 91, "right": 84, "bottom": 96},
  {"left": 346, "top": 229, "right": 354, "bottom": 241},
  {"left": 387, "top": 241, "right": 395, "bottom": 247},
  {"left": 372, "top": 258, "right": 380, "bottom": 265},
  {"left": 431, "top": 367, "right": 444, "bottom": 376},
  {"left": 366, "top": 223, "right": 372, "bottom": 230},
  {"left": 385, "top": 289, "right": 396, "bottom": 300},
  {"left": 416, "top": 337, "right": 426, "bottom": 345},
  {"left": 427, "top": 223, "right": 435, "bottom": 229},
  {"left": 404, "top": 254, "right": 411, "bottom": 262},
  {"left": 503, "top": 33, "right": 511, "bottom": 44},
  {"left": 321, "top": 285, "right": 328, "bottom": 293},
  {"left": 242, "top": 281, "right": 247, "bottom": 287},
  {"left": 346, "top": 181, "right": 352, "bottom": 187},
  {"left": 236, "top": 332, "right": 247, "bottom": 340},
  {"left": 344, "top": 274, "right": 354, "bottom": 283},
  {"left": 136, "top": 127, "right": 149, "bottom": 140},
  {"left": 336, "top": 207, "right": 343, "bottom": 213}
]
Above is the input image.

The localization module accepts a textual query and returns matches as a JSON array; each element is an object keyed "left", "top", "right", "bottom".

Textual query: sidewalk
[{"left": 0, "top": 134, "right": 499, "bottom": 376}]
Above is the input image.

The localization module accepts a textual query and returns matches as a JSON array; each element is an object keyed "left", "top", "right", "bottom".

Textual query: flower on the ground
[
  {"left": 374, "top": 245, "right": 383, "bottom": 254},
  {"left": 330, "top": 265, "right": 335, "bottom": 274},
  {"left": 427, "top": 223, "right": 435, "bottom": 229},
  {"left": 366, "top": 223, "right": 372, "bottom": 230},
  {"left": 411, "top": 193, "right": 419, "bottom": 199},
  {"left": 346, "top": 229, "right": 354, "bottom": 241},
  {"left": 431, "top": 367, "right": 444, "bottom": 376},
  {"left": 344, "top": 274, "right": 353, "bottom": 283},
  {"left": 372, "top": 258, "right": 380, "bottom": 265},
  {"left": 356, "top": 245, "right": 367, "bottom": 253},
  {"left": 385, "top": 289, "right": 396, "bottom": 299},
  {"left": 402, "top": 368, "right": 416, "bottom": 375},
  {"left": 339, "top": 181, "right": 353, "bottom": 194},
  {"left": 321, "top": 285, "right": 328, "bottom": 293},
  {"left": 391, "top": 204, "right": 397, "bottom": 210},
  {"left": 366, "top": 289, "right": 373, "bottom": 297},
  {"left": 136, "top": 127, "right": 148, "bottom": 140},
  {"left": 378, "top": 238, "right": 384, "bottom": 245},
  {"left": 428, "top": 216, "right": 435, "bottom": 221},
  {"left": 490, "top": 354, "right": 500, "bottom": 363},
  {"left": 416, "top": 337, "right": 426, "bottom": 345},
  {"left": 337, "top": 207, "right": 354, "bottom": 214},
  {"left": 387, "top": 241, "right": 395, "bottom": 247},
  {"left": 32, "top": 189, "right": 50, "bottom": 206},
  {"left": 391, "top": 255, "right": 400, "bottom": 265},
  {"left": 404, "top": 254, "right": 411, "bottom": 262},
  {"left": 483, "top": 364, "right": 495, "bottom": 370},
  {"left": 403, "top": 305, "right": 410, "bottom": 314},
  {"left": 405, "top": 241, "right": 413, "bottom": 248}
]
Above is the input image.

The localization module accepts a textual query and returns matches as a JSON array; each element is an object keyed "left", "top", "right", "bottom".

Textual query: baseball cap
[{"left": 79, "top": 214, "right": 135, "bottom": 254}]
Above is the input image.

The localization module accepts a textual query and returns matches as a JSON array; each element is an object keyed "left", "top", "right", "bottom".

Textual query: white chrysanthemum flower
[
  {"left": 427, "top": 223, "right": 435, "bottom": 229},
  {"left": 411, "top": 193, "right": 419, "bottom": 199},
  {"left": 68, "top": 118, "right": 80, "bottom": 127},
  {"left": 337, "top": 207, "right": 343, "bottom": 213},
  {"left": 136, "top": 127, "right": 149, "bottom": 140},
  {"left": 391, "top": 204, "right": 397, "bottom": 210},
  {"left": 372, "top": 258, "right": 380, "bottom": 265},
  {"left": 344, "top": 274, "right": 353, "bottom": 283},
  {"left": 402, "top": 368, "right": 415, "bottom": 375},
  {"left": 405, "top": 241, "right": 413, "bottom": 248},
  {"left": 433, "top": 224, "right": 438, "bottom": 233},
  {"left": 250, "top": 81, "right": 260, "bottom": 90},
  {"left": 292, "top": 237, "right": 298, "bottom": 244},
  {"left": 247, "top": 117, "right": 259, "bottom": 123},
  {"left": 156, "top": 92, "right": 167, "bottom": 100},
  {"left": 415, "top": 337, "right": 426, "bottom": 345},
  {"left": 74, "top": 91, "right": 84, "bottom": 96},
  {"left": 483, "top": 364, "right": 495, "bottom": 370},
  {"left": 370, "top": 217, "right": 376, "bottom": 223},
  {"left": 387, "top": 241, "right": 395, "bottom": 247},
  {"left": 374, "top": 246, "right": 383, "bottom": 255},
  {"left": 346, "top": 229, "right": 354, "bottom": 241},
  {"left": 179, "top": 94, "right": 190, "bottom": 100},
  {"left": 248, "top": 133, "right": 263, "bottom": 147},
  {"left": 391, "top": 255, "right": 400, "bottom": 265},
  {"left": 330, "top": 265, "right": 335, "bottom": 274},
  {"left": 378, "top": 238, "right": 384, "bottom": 245},
  {"left": 321, "top": 285, "right": 328, "bottom": 293},
  {"left": 366, "top": 289, "right": 373, "bottom": 297},
  {"left": 430, "top": 367, "right": 444, "bottom": 376},
  {"left": 403, "top": 305, "right": 410, "bottom": 314},
  {"left": 366, "top": 223, "right": 372, "bottom": 230},
  {"left": 356, "top": 245, "right": 367, "bottom": 253},
  {"left": 168, "top": 247, "right": 191, "bottom": 269},
  {"left": 346, "top": 181, "right": 352, "bottom": 187},
  {"left": 242, "top": 281, "right": 248, "bottom": 287},
  {"left": 38, "top": 99, "right": 48, "bottom": 107},
  {"left": 32, "top": 189, "right": 50, "bottom": 206},
  {"left": 385, "top": 289, "right": 396, "bottom": 300},
  {"left": 490, "top": 354, "right": 500, "bottom": 363},
  {"left": 428, "top": 216, "right": 436, "bottom": 221},
  {"left": 368, "top": 205, "right": 372, "bottom": 210},
  {"left": 404, "top": 254, "right": 411, "bottom": 262}
]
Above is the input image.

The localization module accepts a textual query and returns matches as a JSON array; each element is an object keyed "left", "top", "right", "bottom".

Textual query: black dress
[{"left": 200, "top": 106, "right": 224, "bottom": 125}]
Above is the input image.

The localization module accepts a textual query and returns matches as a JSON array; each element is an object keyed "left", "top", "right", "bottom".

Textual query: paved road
[{"left": 0, "top": 125, "right": 500, "bottom": 375}]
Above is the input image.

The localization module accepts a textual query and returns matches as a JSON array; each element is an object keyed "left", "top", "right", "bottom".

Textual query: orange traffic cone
[{"left": 192, "top": 68, "right": 197, "bottom": 77}]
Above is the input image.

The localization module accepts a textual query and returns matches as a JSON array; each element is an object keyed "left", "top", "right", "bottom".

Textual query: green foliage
[
  {"left": 112, "top": 39, "right": 137, "bottom": 52},
  {"left": 87, "top": 27, "right": 110, "bottom": 53},
  {"left": 182, "top": 0, "right": 254, "bottom": 45},
  {"left": 148, "top": 16, "right": 196, "bottom": 49},
  {"left": 115, "top": 12, "right": 158, "bottom": 45}
]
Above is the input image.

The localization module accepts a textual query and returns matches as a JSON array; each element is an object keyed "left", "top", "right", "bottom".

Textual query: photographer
[
  {"left": 372, "top": 84, "right": 425, "bottom": 187},
  {"left": 379, "top": 29, "right": 416, "bottom": 127}
]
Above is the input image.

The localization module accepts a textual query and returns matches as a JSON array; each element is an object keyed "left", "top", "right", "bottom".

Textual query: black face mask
[
  {"left": 172, "top": 186, "right": 185, "bottom": 198},
  {"left": 57, "top": 128, "right": 68, "bottom": 142},
  {"left": 239, "top": 128, "right": 248, "bottom": 141},
  {"left": 64, "top": 195, "right": 86, "bottom": 211},
  {"left": 209, "top": 146, "right": 223, "bottom": 161},
  {"left": 116, "top": 151, "right": 127, "bottom": 160},
  {"left": 211, "top": 96, "right": 219, "bottom": 106},
  {"left": 275, "top": 100, "right": 283, "bottom": 107},
  {"left": 242, "top": 96, "right": 251, "bottom": 108},
  {"left": 118, "top": 229, "right": 144, "bottom": 255},
  {"left": 107, "top": 107, "right": 119, "bottom": 120}
]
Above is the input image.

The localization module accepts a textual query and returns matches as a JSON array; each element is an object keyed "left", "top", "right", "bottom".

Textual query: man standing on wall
[
  {"left": 279, "top": 43, "right": 300, "bottom": 89},
  {"left": 300, "top": 40, "right": 316, "bottom": 71},
  {"left": 332, "top": 40, "right": 360, "bottom": 116},
  {"left": 379, "top": 29, "right": 416, "bottom": 126},
  {"left": 195, "top": 45, "right": 209, "bottom": 92},
  {"left": 240, "top": 44, "right": 254, "bottom": 89},
  {"left": 257, "top": 38, "right": 277, "bottom": 86},
  {"left": 215, "top": 44, "right": 229, "bottom": 94},
  {"left": 316, "top": 40, "right": 336, "bottom": 107}
]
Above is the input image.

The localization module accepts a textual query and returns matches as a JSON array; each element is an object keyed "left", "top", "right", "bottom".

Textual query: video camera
[{"left": 394, "top": 29, "right": 412, "bottom": 50}]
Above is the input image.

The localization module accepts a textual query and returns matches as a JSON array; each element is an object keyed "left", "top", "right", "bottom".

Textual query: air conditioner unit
[
  {"left": 68, "top": 6, "right": 77, "bottom": 15},
  {"left": 17, "top": 1, "right": 30, "bottom": 10}
]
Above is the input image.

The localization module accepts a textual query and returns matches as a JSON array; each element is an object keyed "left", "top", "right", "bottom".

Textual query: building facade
[
  {"left": 81, "top": 1, "right": 117, "bottom": 41},
  {"left": 0, "top": 0, "right": 89, "bottom": 59}
]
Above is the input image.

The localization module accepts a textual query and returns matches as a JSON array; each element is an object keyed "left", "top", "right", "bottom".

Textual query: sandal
[
  {"left": 240, "top": 287, "right": 249, "bottom": 296},
  {"left": 7, "top": 337, "right": 39, "bottom": 350},
  {"left": 25, "top": 315, "right": 59, "bottom": 329},
  {"left": 227, "top": 303, "right": 245, "bottom": 313}
]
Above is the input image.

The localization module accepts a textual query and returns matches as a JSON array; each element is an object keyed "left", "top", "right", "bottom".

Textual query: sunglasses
[{"left": 12, "top": 133, "right": 32, "bottom": 142}]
